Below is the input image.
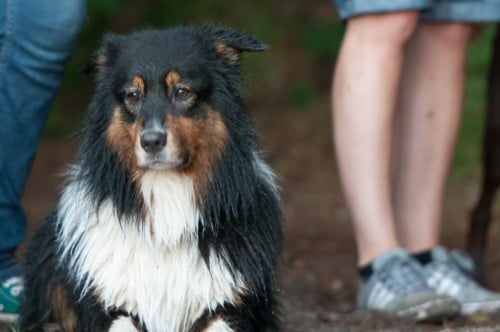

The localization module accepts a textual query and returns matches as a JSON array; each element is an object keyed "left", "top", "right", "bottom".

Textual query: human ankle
[{"left": 412, "top": 248, "right": 433, "bottom": 265}]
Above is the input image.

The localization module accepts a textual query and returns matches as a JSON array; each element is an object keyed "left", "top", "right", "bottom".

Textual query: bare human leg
[
  {"left": 332, "top": 11, "right": 419, "bottom": 265},
  {"left": 393, "top": 22, "right": 473, "bottom": 253}
]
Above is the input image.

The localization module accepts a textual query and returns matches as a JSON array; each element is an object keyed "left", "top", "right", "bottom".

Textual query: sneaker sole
[
  {"left": 461, "top": 301, "right": 500, "bottom": 315},
  {"left": 396, "top": 297, "right": 460, "bottom": 322},
  {"left": 0, "top": 312, "right": 18, "bottom": 323}
]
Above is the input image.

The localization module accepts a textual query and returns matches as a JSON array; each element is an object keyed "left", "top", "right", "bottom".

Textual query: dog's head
[{"left": 83, "top": 25, "right": 267, "bottom": 179}]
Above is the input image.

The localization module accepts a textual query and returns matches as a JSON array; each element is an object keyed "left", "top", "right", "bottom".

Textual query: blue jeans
[
  {"left": 0, "top": 0, "right": 86, "bottom": 254},
  {"left": 334, "top": 0, "right": 500, "bottom": 21}
]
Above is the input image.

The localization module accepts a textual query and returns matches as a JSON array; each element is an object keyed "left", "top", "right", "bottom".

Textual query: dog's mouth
[
  {"left": 143, "top": 155, "right": 173, "bottom": 170},
  {"left": 141, "top": 152, "right": 192, "bottom": 170},
  {"left": 138, "top": 150, "right": 181, "bottom": 170}
]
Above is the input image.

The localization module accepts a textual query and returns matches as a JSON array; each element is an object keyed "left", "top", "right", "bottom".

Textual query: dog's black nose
[{"left": 141, "top": 130, "right": 167, "bottom": 153}]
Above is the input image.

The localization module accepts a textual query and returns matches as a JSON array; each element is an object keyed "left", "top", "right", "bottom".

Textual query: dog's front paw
[
  {"left": 109, "top": 316, "right": 141, "bottom": 332},
  {"left": 203, "top": 318, "right": 234, "bottom": 332}
]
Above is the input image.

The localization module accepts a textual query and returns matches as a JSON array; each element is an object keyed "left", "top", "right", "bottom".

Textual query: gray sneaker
[
  {"left": 423, "top": 246, "right": 500, "bottom": 315},
  {"left": 358, "top": 248, "right": 460, "bottom": 322}
]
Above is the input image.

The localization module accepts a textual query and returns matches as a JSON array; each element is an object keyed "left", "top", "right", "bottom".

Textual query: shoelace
[
  {"left": 379, "top": 256, "right": 428, "bottom": 295},
  {"left": 2, "top": 277, "right": 23, "bottom": 297},
  {"left": 2, "top": 277, "right": 21, "bottom": 288},
  {"left": 449, "top": 250, "right": 476, "bottom": 276},
  {"left": 429, "top": 259, "right": 473, "bottom": 289}
]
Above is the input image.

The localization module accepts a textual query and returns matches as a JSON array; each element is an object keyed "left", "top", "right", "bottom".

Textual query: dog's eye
[
  {"left": 126, "top": 91, "right": 141, "bottom": 102},
  {"left": 174, "top": 87, "right": 191, "bottom": 99}
]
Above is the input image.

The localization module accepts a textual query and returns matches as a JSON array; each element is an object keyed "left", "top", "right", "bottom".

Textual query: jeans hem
[
  {"left": 422, "top": 2, "right": 500, "bottom": 22},
  {"left": 335, "top": 0, "right": 430, "bottom": 20}
]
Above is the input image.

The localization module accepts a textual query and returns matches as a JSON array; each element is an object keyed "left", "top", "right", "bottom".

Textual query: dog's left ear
[
  {"left": 82, "top": 34, "right": 122, "bottom": 76},
  {"left": 201, "top": 25, "right": 268, "bottom": 66}
]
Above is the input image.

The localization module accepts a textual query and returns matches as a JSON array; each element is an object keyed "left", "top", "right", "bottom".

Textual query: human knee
[
  {"left": 424, "top": 23, "right": 474, "bottom": 49},
  {"left": 346, "top": 12, "right": 420, "bottom": 48}
]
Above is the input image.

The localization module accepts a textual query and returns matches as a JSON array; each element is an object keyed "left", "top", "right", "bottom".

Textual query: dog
[{"left": 20, "top": 25, "right": 283, "bottom": 332}]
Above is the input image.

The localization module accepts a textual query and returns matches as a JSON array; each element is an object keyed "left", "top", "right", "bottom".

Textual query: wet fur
[{"left": 20, "top": 25, "right": 282, "bottom": 331}]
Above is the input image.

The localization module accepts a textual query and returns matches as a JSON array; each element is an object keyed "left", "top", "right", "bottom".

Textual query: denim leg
[{"left": 0, "top": 0, "right": 87, "bottom": 252}]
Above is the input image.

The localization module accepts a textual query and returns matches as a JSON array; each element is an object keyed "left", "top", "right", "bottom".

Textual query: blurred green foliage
[
  {"left": 45, "top": 1, "right": 496, "bottom": 182},
  {"left": 287, "top": 21, "right": 344, "bottom": 111},
  {"left": 289, "top": 81, "right": 316, "bottom": 111},
  {"left": 301, "top": 21, "right": 343, "bottom": 57}
]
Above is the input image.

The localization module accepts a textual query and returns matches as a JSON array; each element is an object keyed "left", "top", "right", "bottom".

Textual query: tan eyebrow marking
[
  {"left": 165, "top": 71, "right": 181, "bottom": 89},
  {"left": 132, "top": 76, "right": 145, "bottom": 93}
]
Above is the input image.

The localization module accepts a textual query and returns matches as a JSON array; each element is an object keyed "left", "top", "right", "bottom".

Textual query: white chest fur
[{"left": 57, "top": 171, "right": 244, "bottom": 332}]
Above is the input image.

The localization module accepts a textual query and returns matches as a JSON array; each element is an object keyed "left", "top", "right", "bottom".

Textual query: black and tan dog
[{"left": 20, "top": 25, "right": 283, "bottom": 331}]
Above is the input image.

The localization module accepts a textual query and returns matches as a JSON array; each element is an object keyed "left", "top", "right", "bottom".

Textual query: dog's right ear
[
  {"left": 198, "top": 25, "right": 268, "bottom": 68},
  {"left": 82, "top": 34, "right": 121, "bottom": 75}
]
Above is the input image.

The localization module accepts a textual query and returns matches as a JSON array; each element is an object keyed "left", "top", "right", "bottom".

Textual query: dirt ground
[{"left": 14, "top": 97, "right": 500, "bottom": 331}]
